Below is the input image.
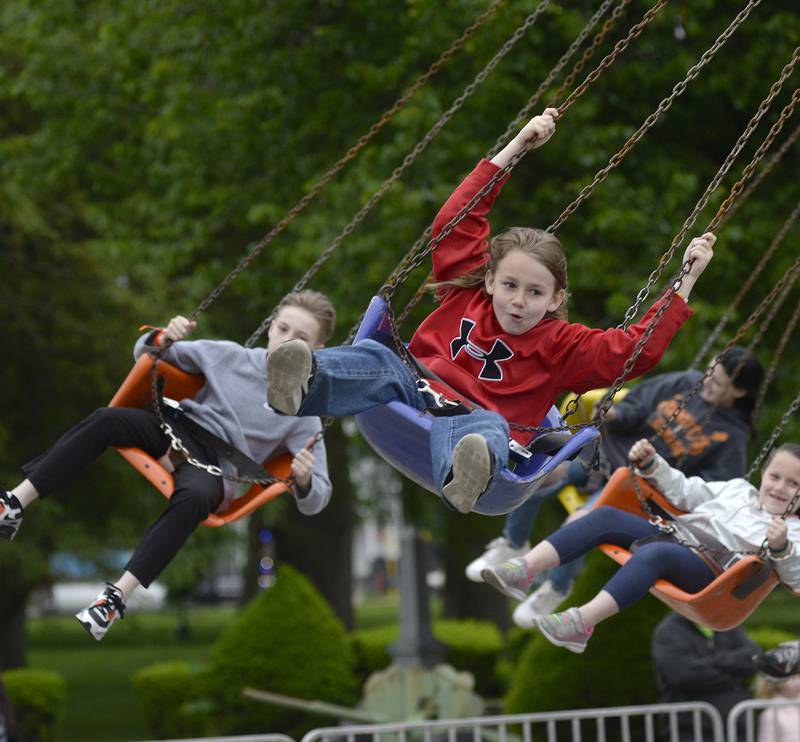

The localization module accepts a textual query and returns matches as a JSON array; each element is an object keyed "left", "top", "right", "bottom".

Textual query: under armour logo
[{"left": 450, "top": 318, "right": 513, "bottom": 381}]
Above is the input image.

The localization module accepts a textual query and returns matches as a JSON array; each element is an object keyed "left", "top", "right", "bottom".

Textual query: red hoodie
[{"left": 407, "top": 159, "right": 692, "bottom": 444}]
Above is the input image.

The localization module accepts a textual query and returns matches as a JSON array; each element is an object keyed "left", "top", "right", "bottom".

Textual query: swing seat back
[
  {"left": 594, "top": 466, "right": 779, "bottom": 630},
  {"left": 109, "top": 354, "right": 292, "bottom": 527},
  {"left": 353, "top": 296, "right": 601, "bottom": 516}
]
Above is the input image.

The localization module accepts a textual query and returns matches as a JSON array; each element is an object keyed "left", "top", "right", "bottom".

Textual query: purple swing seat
[{"left": 353, "top": 296, "right": 601, "bottom": 515}]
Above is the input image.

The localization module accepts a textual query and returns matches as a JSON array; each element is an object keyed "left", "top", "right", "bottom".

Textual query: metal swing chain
[
  {"left": 384, "top": 0, "right": 631, "bottom": 332},
  {"left": 691, "top": 197, "right": 800, "bottom": 371},
  {"left": 576, "top": 57, "right": 800, "bottom": 427},
  {"left": 139, "top": 0, "right": 510, "bottom": 476},
  {"left": 145, "top": 347, "right": 310, "bottom": 488},
  {"left": 745, "top": 268, "right": 800, "bottom": 355},
  {"left": 754, "top": 299, "right": 800, "bottom": 419},
  {"left": 343, "top": 0, "right": 627, "bottom": 341},
  {"left": 748, "top": 389, "right": 800, "bottom": 480},
  {"left": 628, "top": 247, "right": 800, "bottom": 461},
  {"left": 626, "top": 466, "right": 771, "bottom": 560},
  {"left": 246, "top": 0, "right": 553, "bottom": 347},
  {"left": 374, "top": 0, "right": 671, "bottom": 435},
  {"left": 182, "top": 0, "right": 507, "bottom": 329}
]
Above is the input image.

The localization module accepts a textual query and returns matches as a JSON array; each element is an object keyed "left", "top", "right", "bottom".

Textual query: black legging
[{"left": 23, "top": 407, "right": 224, "bottom": 587}]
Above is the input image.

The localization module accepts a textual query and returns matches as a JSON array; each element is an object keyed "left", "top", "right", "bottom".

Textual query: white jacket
[{"left": 645, "top": 456, "right": 800, "bottom": 591}]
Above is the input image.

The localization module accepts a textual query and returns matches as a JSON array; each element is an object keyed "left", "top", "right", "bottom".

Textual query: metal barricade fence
[
  {"left": 300, "top": 702, "right": 725, "bottom": 742},
  {"left": 137, "top": 735, "right": 296, "bottom": 742},
  {"left": 727, "top": 698, "right": 800, "bottom": 742}
]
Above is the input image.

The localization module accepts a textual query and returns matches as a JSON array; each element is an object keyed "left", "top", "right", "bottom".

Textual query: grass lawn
[{"left": 29, "top": 644, "right": 211, "bottom": 742}]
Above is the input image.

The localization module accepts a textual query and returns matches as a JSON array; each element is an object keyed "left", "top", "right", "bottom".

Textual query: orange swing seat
[
  {"left": 593, "top": 467, "right": 780, "bottom": 631},
  {"left": 108, "top": 354, "right": 292, "bottom": 527}
]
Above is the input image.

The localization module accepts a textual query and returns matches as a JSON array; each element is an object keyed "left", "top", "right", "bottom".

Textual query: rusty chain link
[
  {"left": 181, "top": 0, "right": 506, "bottom": 328},
  {"left": 368, "top": 0, "right": 628, "bottom": 337},
  {"left": 691, "top": 199, "right": 800, "bottom": 370},
  {"left": 547, "top": 0, "right": 765, "bottom": 236},
  {"left": 635, "top": 249, "right": 800, "bottom": 463},
  {"left": 748, "top": 389, "right": 800, "bottom": 479},
  {"left": 755, "top": 298, "right": 800, "bottom": 419},
  {"left": 246, "top": 0, "right": 551, "bottom": 346},
  {"left": 715, "top": 122, "right": 800, "bottom": 232}
]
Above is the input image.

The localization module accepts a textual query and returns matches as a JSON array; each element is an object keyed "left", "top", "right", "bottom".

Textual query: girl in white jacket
[{"left": 482, "top": 440, "right": 800, "bottom": 653}]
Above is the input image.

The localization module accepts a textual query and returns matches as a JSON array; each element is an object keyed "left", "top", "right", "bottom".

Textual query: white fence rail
[
  {"left": 299, "top": 701, "right": 725, "bottom": 742},
  {"left": 727, "top": 698, "right": 800, "bottom": 741}
]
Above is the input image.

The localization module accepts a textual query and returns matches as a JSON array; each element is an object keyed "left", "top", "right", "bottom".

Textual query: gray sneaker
[
  {"left": 442, "top": 433, "right": 492, "bottom": 514},
  {"left": 0, "top": 491, "right": 24, "bottom": 540},
  {"left": 536, "top": 607, "right": 593, "bottom": 653},
  {"left": 512, "top": 579, "right": 572, "bottom": 628},
  {"left": 481, "top": 557, "right": 531, "bottom": 601},
  {"left": 266, "top": 339, "right": 313, "bottom": 415}
]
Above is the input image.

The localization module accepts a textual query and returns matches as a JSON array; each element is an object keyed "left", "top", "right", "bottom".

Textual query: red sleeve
[
  {"left": 550, "top": 292, "right": 693, "bottom": 393},
  {"left": 431, "top": 159, "right": 511, "bottom": 293}
]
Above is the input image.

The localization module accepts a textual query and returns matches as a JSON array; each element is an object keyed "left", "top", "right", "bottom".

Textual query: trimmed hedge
[
  {"left": 349, "top": 618, "right": 504, "bottom": 697},
  {"left": 505, "top": 551, "right": 668, "bottom": 713},
  {"left": 2, "top": 668, "right": 66, "bottom": 742},
  {"left": 133, "top": 661, "right": 214, "bottom": 739},
  {"left": 27, "top": 607, "right": 235, "bottom": 649},
  {"left": 207, "top": 565, "right": 358, "bottom": 737}
]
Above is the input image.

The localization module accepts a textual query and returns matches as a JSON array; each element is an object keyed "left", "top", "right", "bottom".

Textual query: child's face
[
  {"left": 700, "top": 362, "right": 746, "bottom": 408},
  {"left": 266, "top": 306, "right": 323, "bottom": 353},
  {"left": 484, "top": 250, "right": 565, "bottom": 335},
  {"left": 759, "top": 450, "right": 800, "bottom": 515}
]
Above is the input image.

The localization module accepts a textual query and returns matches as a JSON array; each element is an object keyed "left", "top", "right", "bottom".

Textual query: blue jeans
[{"left": 296, "top": 340, "right": 509, "bottom": 494}]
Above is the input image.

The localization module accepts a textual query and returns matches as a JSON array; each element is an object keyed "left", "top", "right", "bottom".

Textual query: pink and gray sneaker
[{"left": 536, "top": 607, "right": 594, "bottom": 653}]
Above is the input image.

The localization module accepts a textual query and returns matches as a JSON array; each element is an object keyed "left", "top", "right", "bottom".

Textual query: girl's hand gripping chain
[
  {"left": 492, "top": 108, "right": 558, "bottom": 168},
  {"left": 767, "top": 516, "right": 790, "bottom": 557},
  {"left": 161, "top": 315, "right": 198, "bottom": 346},
  {"left": 628, "top": 438, "right": 657, "bottom": 474},
  {"left": 291, "top": 436, "right": 317, "bottom": 496},
  {"left": 675, "top": 232, "right": 715, "bottom": 302}
]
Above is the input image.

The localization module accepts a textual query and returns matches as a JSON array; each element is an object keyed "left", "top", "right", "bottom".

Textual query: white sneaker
[
  {"left": 465, "top": 537, "right": 530, "bottom": 583},
  {"left": 512, "top": 580, "right": 571, "bottom": 628}
]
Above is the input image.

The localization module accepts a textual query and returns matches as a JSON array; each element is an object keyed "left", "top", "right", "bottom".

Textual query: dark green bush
[
  {"left": 505, "top": 551, "right": 668, "bottom": 713},
  {"left": 27, "top": 607, "right": 235, "bottom": 649},
  {"left": 349, "top": 619, "right": 504, "bottom": 697},
  {"left": 2, "top": 668, "right": 66, "bottom": 742},
  {"left": 207, "top": 564, "right": 358, "bottom": 737},
  {"left": 133, "top": 660, "right": 214, "bottom": 739},
  {"left": 747, "top": 626, "right": 796, "bottom": 650}
]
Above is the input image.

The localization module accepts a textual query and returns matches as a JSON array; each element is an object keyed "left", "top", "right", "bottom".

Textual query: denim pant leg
[
  {"left": 429, "top": 409, "right": 509, "bottom": 494},
  {"left": 503, "top": 457, "right": 591, "bottom": 548},
  {"left": 297, "top": 339, "right": 426, "bottom": 417}
]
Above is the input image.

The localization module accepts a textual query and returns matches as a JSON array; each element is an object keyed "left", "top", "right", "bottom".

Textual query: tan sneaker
[
  {"left": 266, "top": 339, "right": 313, "bottom": 415},
  {"left": 442, "top": 433, "right": 492, "bottom": 514}
]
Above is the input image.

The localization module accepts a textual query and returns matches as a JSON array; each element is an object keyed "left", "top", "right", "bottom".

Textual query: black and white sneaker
[
  {"left": 442, "top": 433, "right": 492, "bottom": 514},
  {"left": 266, "top": 338, "right": 313, "bottom": 415},
  {"left": 75, "top": 584, "right": 126, "bottom": 641},
  {"left": 0, "top": 491, "right": 24, "bottom": 540}
]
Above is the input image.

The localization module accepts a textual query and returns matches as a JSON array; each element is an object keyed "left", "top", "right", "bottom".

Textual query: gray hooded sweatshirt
[{"left": 134, "top": 334, "right": 331, "bottom": 515}]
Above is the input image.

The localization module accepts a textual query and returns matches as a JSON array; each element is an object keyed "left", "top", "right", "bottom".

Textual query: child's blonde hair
[
  {"left": 433, "top": 227, "right": 569, "bottom": 320},
  {"left": 276, "top": 290, "right": 337, "bottom": 344}
]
